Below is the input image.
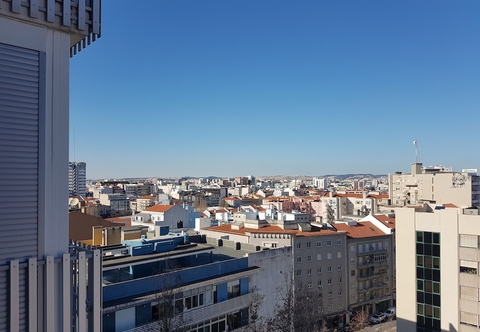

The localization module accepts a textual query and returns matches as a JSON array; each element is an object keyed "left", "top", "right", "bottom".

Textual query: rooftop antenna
[
  {"left": 413, "top": 140, "right": 418, "bottom": 163},
  {"left": 73, "top": 125, "right": 76, "bottom": 162}
]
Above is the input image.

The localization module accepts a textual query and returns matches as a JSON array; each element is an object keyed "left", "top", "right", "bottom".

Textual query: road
[{"left": 359, "top": 320, "right": 396, "bottom": 332}]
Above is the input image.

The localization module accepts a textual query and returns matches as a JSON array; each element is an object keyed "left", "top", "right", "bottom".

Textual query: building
[
  {"left": 69, "top": 161, "right": 87, "bottom": 196},
  {"left": 0, "top": 0, "right": 101, "bottom": 330},
  {"left": 389, "top": 163, "right": 480, "bottom": 207},
  {"left": 101, "top": 231, "right": 259, "bottom": 332},
  {"left": 313, "top": 177, "right": 328, "bottom": 189},
  {"left": 334, "top": 217, "right": 395, "bottom": 315},
  {"left": 396, "top": 206, "right": 480, "bottom": 332},
  {"left": 201, "top": 209, "right": 350, "bottom": 328}
]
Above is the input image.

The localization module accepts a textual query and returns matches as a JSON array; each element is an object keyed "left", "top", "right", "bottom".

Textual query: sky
[{"left": 70, "top": 0, "right": 480, "bottom": 179}]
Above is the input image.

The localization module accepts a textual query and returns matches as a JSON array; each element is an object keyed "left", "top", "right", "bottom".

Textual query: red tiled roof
[
  {"left": 373, "top": 215, "right": 395, "bottom": 229},
  {"left": 334, "top": 221, "right": 386, "bottom": 238},
  {"left": 145, "top": 204, "right": 174, "bottom": 212},
  {"left": 369, "top": 194, "right": 389, "bottom": 199},
  {"left": 443, "top": 203, "right": 458, "bottom": 208}
]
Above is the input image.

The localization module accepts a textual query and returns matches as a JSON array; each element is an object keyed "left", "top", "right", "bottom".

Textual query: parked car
[
  {"left": 384, "top": 307, "right": 396, "bottom": 318},
  {"left": 369, "top": 313, "right": 386, "bottom": 324}
]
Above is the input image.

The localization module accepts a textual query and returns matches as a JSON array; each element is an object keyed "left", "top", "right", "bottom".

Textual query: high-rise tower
[
  {"left": 0, "top": 1, "right": 102, "bottom": 330},
  {"left": 69, "top": 162, "right": 87, "bottom": 196}
]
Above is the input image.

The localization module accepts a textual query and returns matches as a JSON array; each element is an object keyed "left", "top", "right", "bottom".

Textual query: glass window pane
[
  {"left": 417, "top": 303, "right": 424, "bottom": 315},
  {"left": 417, "top": 232, "right": 423, "bottom": 243},
  {"left": 417, "top": 255, "right": 424, "bottom": 267}
]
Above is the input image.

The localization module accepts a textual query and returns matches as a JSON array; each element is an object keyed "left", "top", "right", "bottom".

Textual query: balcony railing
[
  {"left": 357, "top": 260, "right": 388, "bottom": 268},
  {"left": 356, "top": 248, "right": 387, "bottom": 257},
  {"left": 357, "top": 282, "right": 386, "bottom": 293},
  {"left": 356, "top": 270, "right": 388, "bottom": 281}
]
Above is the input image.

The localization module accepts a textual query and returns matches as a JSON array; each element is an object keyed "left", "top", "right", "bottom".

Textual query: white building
[
  {"left": 69, "top": 161, "right": 87, "bottom": 196},
  {"left": 0, "top": 1, "right": 101, "bottom": 330},
  {"left": 396, "top": 206, "right": 480, "bottom": 332},
  {"left": 389, "top": 162, "right": 480, "bottom": 207}
]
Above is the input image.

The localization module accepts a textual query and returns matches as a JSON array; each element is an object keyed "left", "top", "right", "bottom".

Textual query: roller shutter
[{"left": 0, "top": 42, "right": 40, "bottom": 331}]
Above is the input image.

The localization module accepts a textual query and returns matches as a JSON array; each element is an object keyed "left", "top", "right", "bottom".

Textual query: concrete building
[
  {"left": 396, "top": 206, "right": 480, "bottom": 332},
  {"left": 334, "top": 218, "right": 396, "bottom": 315},
  {"left": 101, "top": 232, "right": 259, "bottom": 332},
  {"left": 313, "top": 177, "right": 328, "bottom": 189},
  {"left": 100, "top": 193, "right": 130, "bottom": 213},
  {"left": 201, "top": 210, "right": 350, "bottom": 328},
  {"left": 389, "top": 163, "right": 480, "bottom": 207},
  {"left": 0, "top": 0, "right": 101, "bottom": 330},
  {"left": 69, "top": 161, "right": 87, "bottom": 196}
]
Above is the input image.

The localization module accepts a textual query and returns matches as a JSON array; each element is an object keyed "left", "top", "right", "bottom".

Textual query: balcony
[
  {"left": 357, "top": 282, "right": 386, "bottom": 293},
  {"left": 357, "top": 259, "right": 388, "bottom": 269},
  {"left": 357, "top": 270, "right": 388, "bottom": 281},
  {"left": 184, "top": 293, "right": 254, "bottom": 325},
  {"left": 356, "top": 248, "right": 387, "bottom": 257}
]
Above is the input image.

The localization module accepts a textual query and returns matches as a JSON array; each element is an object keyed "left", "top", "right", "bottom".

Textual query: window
[
  {"left": 350, "top": 245, "right": 355, "bottom": 252},
  {"left": 307, "top": 255, "right": 312, "bottom": 262},
  {"left": 327, "top": 240, "right": 332, "bottom": 247},
  {"left": 227, "top": 284, "right": 240, "bottom": 299},
  {"left": 317, "top": 268, "right": 322, "bottom": 274},
  {"left": 460, "top": 234, "right": 478, "bottom": 248},
  {"left": 318, "top": 280, "right": 322, "bottom": 287},
  {"left": 328, "top": 304, "right": 333, "bottom": 311},
  {"left": 460, "top": 260, "right": 478, "bottom": 274},
  {"left": 307, "top": 282, "right": 312, "bottom": 288},
  {"left": 338, "top": 290, "right": 342, "bottom": 296},
  {"left": 338, "top": 277, "right": 343, "bottom": 283},
  {"left": 327, "top": 266, "right": 332, "bottom": 272},
  {"left": 307, "top": 269, "right": 312, "bottom": 275},
  {"left": 351, "top": 270, "right": 356, "bottom": 277},
  {"left": 350, "top": 258, "right": 355, "bottom": 264},
  {"left": 337, "top": 239, "right": 342, "bottom": 246},
  {"left": 296, "top": 257, "right": 302, "bottom": 263},
  {"left": 358, "top": 244, "right": 363, "bottom": 253},
  {"left": 296, "top": 270, "right": 302, "bottom": 276},
  {"left": 337, "top": 265, "right": 342, "bottom": 271},
  {"left": 337, "top": 251, "right": 342, "bottom": 259},
  {"left": 317, "top": 254, "right": 322, "bottom": 261},
  {"left": 296, "top": 243, "right": 301, "bottom": 249},
  {"left": 327, "top": 253, "right": 332, "bottom": 260},
  {"left": 328, "top": 279, "right": 332, "bottom": 285},
  {"left": 317, "top": 241, "right": 322, "bottom": 247},
  {"left": 338, "top": 302, "right": 343, "bottom": 309},
  {"left": 328, "top": 291, "right": 333, "bottom": 298},
  {"left": 306, "top": 241, "right": 311, "bottom": 248}
]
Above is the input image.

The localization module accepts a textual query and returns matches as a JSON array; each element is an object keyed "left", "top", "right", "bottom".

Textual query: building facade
[
  {"left": 69, "top": 161, "right": 87, "bottom": 196},
  {"left": 0, "top": 0, "right": 101, "bottom": 330},
  {"left": 396, "top": 206, "right": 480, "bottom": 332},
  {"left": 389, "top": 163, "right": 480, "bottom": 207}
]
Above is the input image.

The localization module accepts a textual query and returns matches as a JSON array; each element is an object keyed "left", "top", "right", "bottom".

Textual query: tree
[
  {"left": 349, "top": 310, "right": 369, "bottom": 332},
  {"left": 148, "top": 256, "right": 190, "bottom": 332},
  {"left": 266, "top": 276, "right": 323, "bottom": 332},
  {"left": 241, "top": 286, "right": 266, "bottom": 332}
]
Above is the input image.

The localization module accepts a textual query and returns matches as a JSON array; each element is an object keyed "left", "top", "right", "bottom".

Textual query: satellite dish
[{"left": 69, "top": 198, "right": 79, "bottom": 206}]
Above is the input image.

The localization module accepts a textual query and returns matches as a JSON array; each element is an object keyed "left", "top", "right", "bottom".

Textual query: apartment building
[
  {"left": 100, "top": 193, "right": 130, "bottom": 213},
  {"left": 202, "top": 210, "right": 350, "bottom": 328},
  {"left": 101, "top": 232, "right": 259, "bottom": 332},
  {"left": 389, "top": 163, "right": 480, "bottom": 207},
  {"left": 334, "top": 219, "right": 395, "bottom": 315},
  {"left": 396, "top": 206, "right": 480, "bottom": 332},
  {"left": 69, "top": 161, "right": 87, "bottom": 196},
  {"left": 0, "top": 1, "right": 101, "bottom": 330}
]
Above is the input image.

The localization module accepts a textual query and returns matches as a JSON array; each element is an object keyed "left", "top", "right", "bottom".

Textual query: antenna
[
  {"left": 73, "top": 125, "right": 76, "bottom": 162},
  {"left": 413, "top": 140, "right": 418, "bottom": 163}
]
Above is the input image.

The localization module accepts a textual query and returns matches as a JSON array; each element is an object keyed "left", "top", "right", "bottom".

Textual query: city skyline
[{"left": 70, "top": 1, "right": 480, "bottom": 179}]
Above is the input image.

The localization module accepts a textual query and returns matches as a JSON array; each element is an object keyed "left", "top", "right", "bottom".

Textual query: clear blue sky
[{"left": 70, "top": 0, "right": 480, "bottom": 179}]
